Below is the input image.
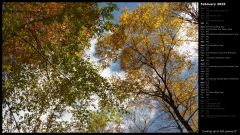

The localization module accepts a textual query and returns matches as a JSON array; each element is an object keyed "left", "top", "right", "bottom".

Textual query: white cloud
[
  {"left": 61, "top": 112, "right": 72, "bottom": 122},
  {"left": 176, "top": 41, "right": 198, "bottom": 62},
  {"left": 100, "top": 67, "right": 112, "bottom": 78},
  {"left": 175, "top": 20, "right": 198, "bottom": 62},
  {"left": 86, "top": 94, "right": 99, "bottom": 112},
  {"left": 100, "top": 67, "right": 126, "bottom": 79},
  {"left": 85, "top": 38, "right": 99, "bottom": 63},
  {"left": 85, "top": 38, "right": 126, "bottom": 79}
]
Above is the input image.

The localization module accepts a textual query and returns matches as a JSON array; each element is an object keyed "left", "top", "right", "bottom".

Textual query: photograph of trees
[{"left": 2, "top": 2, "right": 198, "bottom": 133}]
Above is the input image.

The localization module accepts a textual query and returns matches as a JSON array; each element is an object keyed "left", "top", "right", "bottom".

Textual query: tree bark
[{"left": 167, "top": 99, "right": 194, "bottom": 133}]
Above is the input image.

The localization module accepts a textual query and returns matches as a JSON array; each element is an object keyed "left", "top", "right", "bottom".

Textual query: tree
[
  {"left": 2, "top": 61, "right": 117, "bottom": 132},
  {"left": 2, "top": 2, "right": 123, "bottom": 133},
  {"left": 124, "top": 98, "right": 181, "bottom": 133},
  {"left": 173, "top": 3, "right": 198, "bottom": 25},
  {"left": 96, "top": 3, "right": 198, "bottom": 133},
  {"left": 2, "top": 2, "right": 117, "bottom": 66}
]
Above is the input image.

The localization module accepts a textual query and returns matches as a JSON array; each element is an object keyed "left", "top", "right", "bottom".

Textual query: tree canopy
[
  {"left": 96, "top": 3, "right": 198, "bottom": 133},
  {"left": 2, "top": 2, "right": 198, "bottom": 133},
  {"left": 2, "top": 2, "right": 123, "bottom": 133}
]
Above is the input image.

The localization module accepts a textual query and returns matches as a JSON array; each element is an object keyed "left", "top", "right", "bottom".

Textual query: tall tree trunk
[{"left": 167, "top": 100, "right": 194, "bottom": 133}]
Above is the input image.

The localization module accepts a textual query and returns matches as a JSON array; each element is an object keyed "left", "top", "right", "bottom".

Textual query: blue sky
[
  {"left": 112, "top": 2, "right": 142, "bottom": 24},
  {"left": 99, "top": 2, "right": 142, "bottom": 23}
]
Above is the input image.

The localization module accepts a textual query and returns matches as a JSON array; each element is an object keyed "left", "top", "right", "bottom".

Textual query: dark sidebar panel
[{"left": 199, "top": 0, "right": 240, "bottom": 134}]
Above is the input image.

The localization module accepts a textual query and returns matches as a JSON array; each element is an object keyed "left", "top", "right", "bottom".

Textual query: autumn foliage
[
  {"left": 96, "top": 3, "right": 198, "bottom": 133},
  {"left": 2, "top": 2, "right": 198, "bottom": 133}
]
